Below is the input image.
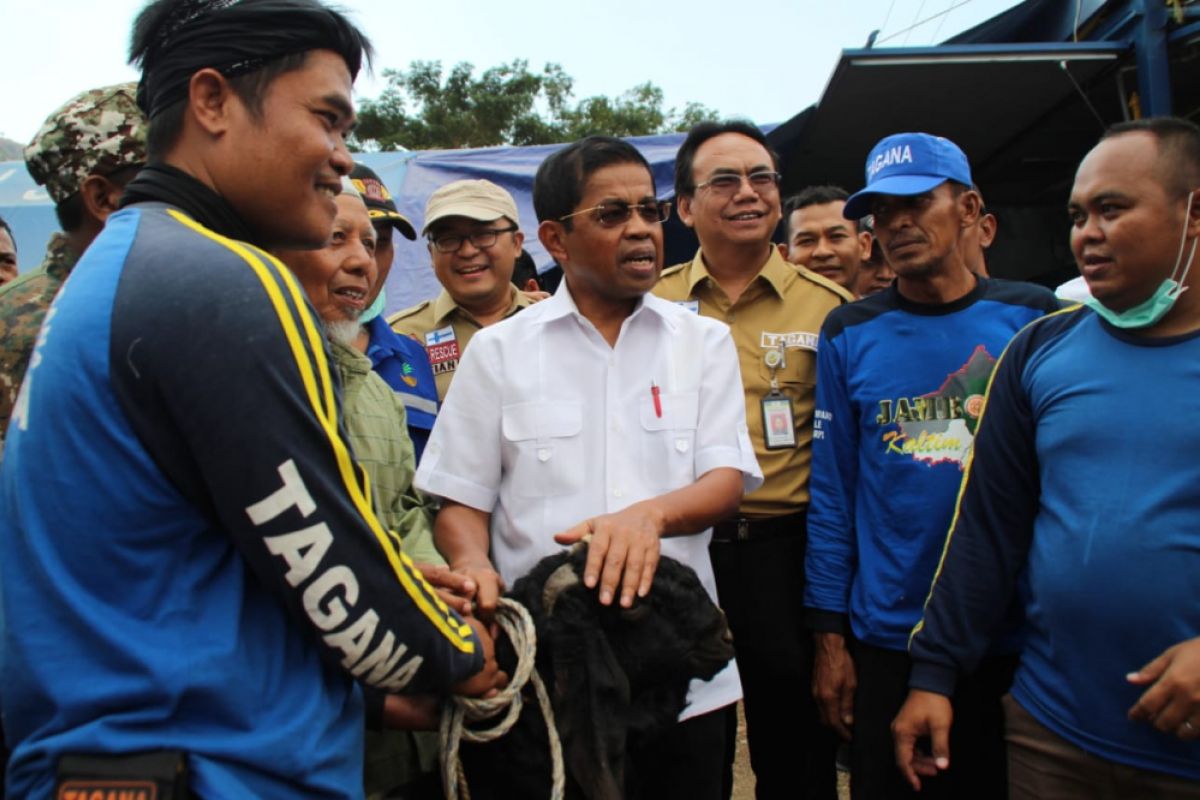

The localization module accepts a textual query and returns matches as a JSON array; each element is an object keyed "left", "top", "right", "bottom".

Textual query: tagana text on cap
[
  {"left": 24, "top": 83, "right": 149, "bottom": 205},
  {"left": 422, "top": 179, "right": 520, "bottom": 236},
  {"left": 349, "top": 162, "right": 416, "bottom": 240},
  {"left": 843, "top": 133, "right": 972, "bottom": 220}
]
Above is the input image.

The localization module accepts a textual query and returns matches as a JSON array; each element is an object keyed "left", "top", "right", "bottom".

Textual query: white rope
[{"left": 439, "top": 597, "right": 565, "bottom": 800}]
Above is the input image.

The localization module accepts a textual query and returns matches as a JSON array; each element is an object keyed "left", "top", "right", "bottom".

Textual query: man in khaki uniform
[
  {"left": 655, "top": 120, "right": 851, "bottom": 800},
  {"left": 388, "top": 180, "right": 537, "bottom": 401}
]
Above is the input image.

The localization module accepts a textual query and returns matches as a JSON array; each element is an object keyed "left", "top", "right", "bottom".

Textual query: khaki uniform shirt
[
  {"left": 0, "top": 233, "right": 78, "bottom": 453},
  {"left": 655, "top": 247, "right": 852, "bottom": 517},
  {"left": 388, "top": 287, "right": 536, "bottom": 401}
]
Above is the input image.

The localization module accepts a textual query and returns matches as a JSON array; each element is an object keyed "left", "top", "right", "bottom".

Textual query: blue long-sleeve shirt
[
  {"left": 909, "top": 305, "right": 1200, "bottom": 781},
  {"left": 804, "top": 278, "right": 1057, "bottom": 650},
  {"left": 1, "top": 204, "right": 481, "bottom": 799}
]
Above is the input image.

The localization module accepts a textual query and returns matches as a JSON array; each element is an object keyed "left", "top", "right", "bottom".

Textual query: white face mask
[{"left": 1084, "top": 189, "right": 1199, "bottom": 329}]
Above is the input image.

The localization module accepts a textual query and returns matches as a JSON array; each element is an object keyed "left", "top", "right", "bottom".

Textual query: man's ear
[
  {"left": 777, "top": 242, "right": 789, "bottom": 260},
  {"left": 858, "top": 230, "right": 873, "bottom": 261},
  {"left": 1187, "top": 188, "right": 1200, "bottom": 238},
  {"left": 538, "top": 220, "right": 570, "bottom": 265},
  {"left": 79, "top": 174, "right": 125, "bottom": 225},
  {"left": 677, "top": 193, "right": 696, "bottom": 229},
  {"left": 186, "top": 67, "right": 238, "bottom": 137},
  {"left": 958, "top": 188, "right": 982, "bottom": 229}
]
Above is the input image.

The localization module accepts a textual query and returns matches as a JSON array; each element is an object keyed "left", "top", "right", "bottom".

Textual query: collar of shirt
[
  {"left": 530, "top": 279, "right": 681, "bottom": 334},
  {"left": 430, "top": 285, "right": 532, "bottom": 327},
  {"left": 684, "top": 245, "right": 793, "bottom": 300},
  {"left": 43, "top": 232, "right": 78, "bottom": 283}
]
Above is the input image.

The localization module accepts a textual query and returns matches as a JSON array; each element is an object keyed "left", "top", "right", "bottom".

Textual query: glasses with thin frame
[
  {"left": 558, "top": 200, "right": 672, "bottom": 228},
  {"left": 429, "top": 225, "right": 517, "bottom": 253},
  {"left": 695, "top": 170, "right": 781, "bottom": 196}
]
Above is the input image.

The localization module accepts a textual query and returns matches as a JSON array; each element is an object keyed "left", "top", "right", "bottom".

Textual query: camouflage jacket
[{"left": 0, "top": 233, "right": 77, "bottom": 451}]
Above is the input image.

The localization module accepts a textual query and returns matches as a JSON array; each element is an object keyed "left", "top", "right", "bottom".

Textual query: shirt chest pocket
[
  {"left": 502, "top": 401, "right": 584, "bottom": 497},
  {"left": 639, "top": 391, "right": 700, "bottom": 489}
]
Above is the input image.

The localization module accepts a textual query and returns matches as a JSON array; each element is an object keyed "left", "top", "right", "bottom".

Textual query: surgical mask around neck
[
  {"left": 360, "top": 288, "right": 386, "bottom": 324},
  {"left": 1085, "top": 190, "right": 1199, "bottom": 329}
]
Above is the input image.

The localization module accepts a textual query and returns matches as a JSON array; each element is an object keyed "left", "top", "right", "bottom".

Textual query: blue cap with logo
[{"left": 843, "top": 132, "right": 972, "bottom": 220}]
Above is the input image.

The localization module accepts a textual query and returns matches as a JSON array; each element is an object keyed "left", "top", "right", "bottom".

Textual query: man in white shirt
[{"left": 415, "top": 135, "right": 762, "bottom": 797}]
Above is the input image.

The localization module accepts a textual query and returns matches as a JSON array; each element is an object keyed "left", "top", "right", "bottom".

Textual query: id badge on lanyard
[{"left": 761, "top": 344, "right": 796, "bottom": 450}]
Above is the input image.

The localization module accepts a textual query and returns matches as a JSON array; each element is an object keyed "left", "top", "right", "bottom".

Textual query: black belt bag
[
  {"left": 711, "top": 510, "right": 807, "bottom": 543},
  {"left": 56, "top": 750, "right": 190, "bottom": 800}
]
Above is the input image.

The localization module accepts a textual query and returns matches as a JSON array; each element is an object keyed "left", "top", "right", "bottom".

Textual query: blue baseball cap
[{"left": 843, "top": 133, "right": 973, "bottom": 220}]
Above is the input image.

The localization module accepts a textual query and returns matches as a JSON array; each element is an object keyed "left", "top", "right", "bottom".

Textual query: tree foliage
[{"left": 352, "top": 60, "right": 719, "bottom": 151}]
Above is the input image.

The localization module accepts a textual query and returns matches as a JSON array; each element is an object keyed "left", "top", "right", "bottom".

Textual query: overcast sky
[{"left": 1, "top": 0, "right": 1023, "bottom": 144}]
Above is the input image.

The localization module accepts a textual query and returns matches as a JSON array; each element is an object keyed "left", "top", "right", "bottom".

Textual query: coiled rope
[{"left": 439, "top": 597, "right": 565, "bottom": 800}]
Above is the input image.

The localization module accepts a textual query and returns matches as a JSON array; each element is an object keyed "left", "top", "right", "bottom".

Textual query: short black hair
[
  {"left": 54, "top": 165, "right": 140, "bottom": 233},
  {"left": 130, "top": 0, "right": 373, "bottom": 161},
  {"left": 783, "top": 185, "right": 850, "bottom": 240},
  {"left": 1102, "top": 116, "right": 1200, "bottom": 197},
  {"left": 0, "top": 215, "right": 14, "bottom": 251},
  {"left": 674, "top": 120, "right": 780, "bottom": 198},
  {"left": 534, "top": 136, "right": 653, "bottom": 230},
  {"left": 510, "top": 250, "right": 539, "bottom": 290}
]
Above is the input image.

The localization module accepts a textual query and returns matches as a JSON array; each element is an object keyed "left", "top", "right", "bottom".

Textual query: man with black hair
[
  {"left": 0, "top": 84, "right": 147, "bottom": 450},
  {"left": 783, "top": 185, "right": 873, "bottom": 295},
  {"left": 895, "top": 117, "right": 1200, "bottom": 798},
  {"left": 655, "top": 120, "right": 849, "bottom": 799},
  {"left": 417, "top": 135, "right": 761, "bottom": 798},
  {"left": 0, "top": 2, "right": 499, "bottom": 797},
  {"left": 804, "top": 132, "right": 1058, "bottom": 799}
]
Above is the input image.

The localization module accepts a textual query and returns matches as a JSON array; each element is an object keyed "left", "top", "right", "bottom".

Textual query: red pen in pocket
[{"left": 651, "top": 381, "right": 662, "bottom": 418}]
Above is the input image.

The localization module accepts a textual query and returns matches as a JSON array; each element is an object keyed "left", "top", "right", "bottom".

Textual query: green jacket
[
  {"left": 330, "top": 339, "right": 442, "bottom": 566},
  {"left": 330, "top": 339, "right": 444, "bottom": 797}
]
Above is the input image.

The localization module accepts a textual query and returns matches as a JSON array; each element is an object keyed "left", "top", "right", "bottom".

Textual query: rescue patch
[
  {"left": 760, "top": 331, "right": 819, "bottom": 352},
  {"left": 424, "top": 326, "right": 460, "bottom": 371}
]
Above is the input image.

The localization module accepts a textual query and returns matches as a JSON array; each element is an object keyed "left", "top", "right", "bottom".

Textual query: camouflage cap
[{"left": 24, "top": 83, "right": 148, "bottom": 205}]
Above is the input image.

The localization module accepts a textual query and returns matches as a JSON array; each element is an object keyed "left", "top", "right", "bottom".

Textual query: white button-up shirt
[{"left": 416, "top": 283, "right": 763, "bottom": 719}]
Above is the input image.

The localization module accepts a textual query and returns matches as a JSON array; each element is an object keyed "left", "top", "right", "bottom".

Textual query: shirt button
[
  {"left": 726, "top": 312, "right": 736, "bottom": 322},
  {"left": 537, "top": 447, "right": 551, "bottom": 462},
  {"left": 613, "top": 488, "right": 625, "bottom": 498},
  {"left": 675, "top": 438, "right": 690, "bottom": 453}
]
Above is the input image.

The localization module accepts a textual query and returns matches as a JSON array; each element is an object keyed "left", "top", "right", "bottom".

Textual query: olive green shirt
[{"left": 654, "top": 247, "right": 852, "bottom": 517}]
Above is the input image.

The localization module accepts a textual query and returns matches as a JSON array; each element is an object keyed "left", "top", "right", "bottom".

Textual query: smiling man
[
  {"left": 655, "top": 120, "right": 850, "bottom": 799},
  {"left": 803, "top": 132, "right": 1058, "bottom": 799},
  {"left": 783, "top": 185, "right": 873, "bottom": 295},
  {"left": 894, "top": 117, "right": 1200, "bottom": 799},
  {"left": 0, "top": 1, "right": 498, "bottom": 797},
  {"left": 416, "top": 135, "right": 761, "bottom": 798},
  {"left": 390, "top": 179, "right": 537, "bottom": 401}
]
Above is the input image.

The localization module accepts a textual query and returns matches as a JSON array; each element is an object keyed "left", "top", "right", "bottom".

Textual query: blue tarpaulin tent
[{"left": 0, "top": 132, "right": 687, "bottom": 315}]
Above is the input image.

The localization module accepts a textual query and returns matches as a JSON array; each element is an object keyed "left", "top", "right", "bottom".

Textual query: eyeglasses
[
  {"left": 429, "top": 225, "right": 517, "bottom": 253},
  {"left": 558, "top": 200, "right": 672, "bottom": 228},
  {"left": 695, "top": 170, "right": 781, "bottom": 196}
]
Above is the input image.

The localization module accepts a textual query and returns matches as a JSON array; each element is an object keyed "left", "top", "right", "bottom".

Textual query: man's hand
[
  {"left": 1128, "top": 636, "right": 1200, "bottom": 740},
  {"left": 382, "top": 694, "right": 440, "bottom": 731},
  {"left": 554, "top": 504, "right": 664, "bottom": 607},
  {"left": 892, "top": 689, "right": 953, "bottom": 792},
  {"left": 451, "top": 616, "right": 508, "bottom": 698},
  {"left": 446, "top": 558, "right": 505, "bottom": 621},
  {"left": 813, "top": 632, "right": 856, "bottom": 740},
  {"left": 413, "top": 562, "right": 476, "bottom": 616}
]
